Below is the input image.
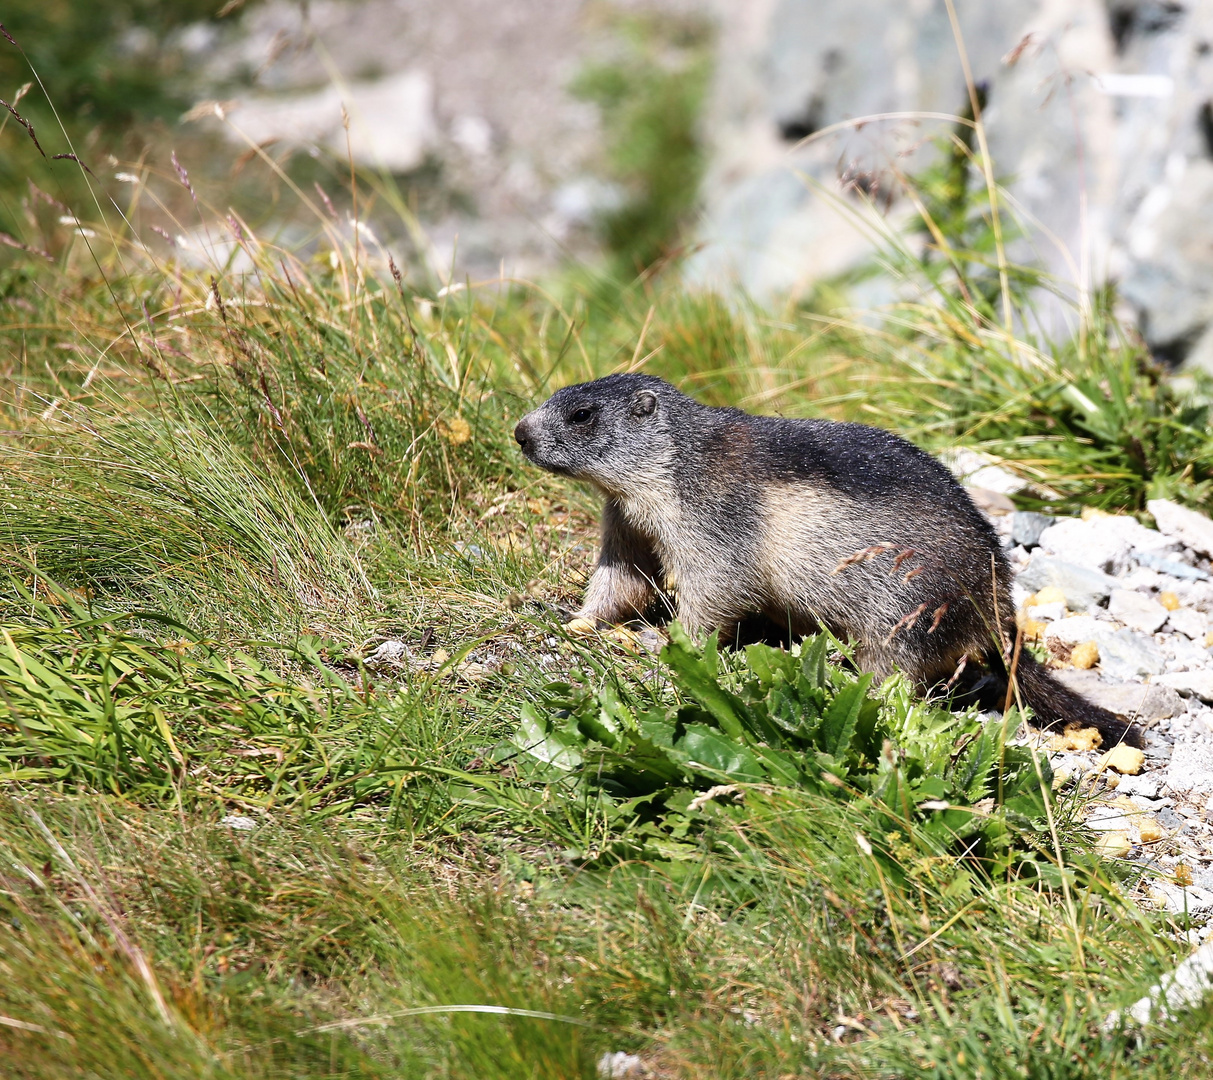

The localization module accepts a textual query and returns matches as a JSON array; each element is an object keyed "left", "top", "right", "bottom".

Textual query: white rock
[
  {"left": 1026, "top": 601, "right": 1067, "bottom": 622},
  {"left": 1109, "top": 589, "right": 1170, "bottom": 633},
  {"left": 1156, "top": 671, "right": 1213, "bottom": 702},
  {"left": 223, "top": 70, "right": 438, "bottom": 173},
  {"left": 1150, "top": 882, "right": 1213, "bottom": 917},
  {"left": 597, "top": 1052, "right": 646, "bottom": 1079},
  {"left": 365, "top": 639, "right": 409, "bottom": 667},
  {"left": 1055, "top": 669, "right": 1185, "bottom": 721},
  {"left": 1099, "top": 630, "right": 1167, "bottom": 680},
  {"left": 220, "top": 815, "right": 258, "bottom": 831},
  {"left": 1043, "top": 615, "right": 1108, "bottom": 647},
  {"left": 1148, "top": 499, "right": 1213, "bottom": 559},
  {"left": 1173, "top": 580, "right": 1213, "bottom": 613},
  {"left": 1017, "top": 555, "right": 1116, "bottom": 612},
  {"left": 1169, "top": 607, "right": 1211, "bottom": 640},
  {"left": 1165, "top": 739, "right": 1213, "bottom": 795},
  {"left": 1164, "top": 636, "right": 1212, "bottom": 672},
  {"left": 1109, "top": 938, "right": 1213, "bottom": 1027},
  {"left": 1117, "top": 774, "right": 1161, "bottom": 799},
  {"left": 1119, "top": 567, "right": 1169, "bottom": 592},
  {"left": 1038, "top": 516, "right": 1179, "bottom": 576},
  {"left": 1087, "top": 807, "right": 1133, "bottom": 831},
  {"left": 943, "top": 448, "right": 1027, "bottom": 494}
]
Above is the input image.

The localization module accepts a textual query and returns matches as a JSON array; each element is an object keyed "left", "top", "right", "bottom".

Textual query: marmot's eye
[{"left": 569, "top": 407, "right": 594, "bottom": 424}]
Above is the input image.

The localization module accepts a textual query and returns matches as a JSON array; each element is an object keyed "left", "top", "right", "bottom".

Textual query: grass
[{"left": 2, "top": 63, "right": 1213, "bottom": 1076}]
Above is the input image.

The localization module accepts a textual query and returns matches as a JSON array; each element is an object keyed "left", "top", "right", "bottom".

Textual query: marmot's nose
[{"left": 513, "top": 416, "right": 533, "bottom": 450}]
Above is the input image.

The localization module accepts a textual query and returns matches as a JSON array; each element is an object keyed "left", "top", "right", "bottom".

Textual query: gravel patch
[{"left": 986, "top": 497, "right": 1213, "bottom": 930}]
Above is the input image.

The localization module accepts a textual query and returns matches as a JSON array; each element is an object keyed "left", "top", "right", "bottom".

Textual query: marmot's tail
[{"left": 1008, "top": 650, "right": 1144, "bottom": 749}]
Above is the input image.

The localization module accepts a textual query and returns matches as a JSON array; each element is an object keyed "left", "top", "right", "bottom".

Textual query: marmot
[{"left": 513, "top": 373, "right": 1143, "bottom": 748}]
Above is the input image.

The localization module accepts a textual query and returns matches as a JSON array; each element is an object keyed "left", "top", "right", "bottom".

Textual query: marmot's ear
[{"left": 630, "top": 390, "right": 657, "bottom": 418}]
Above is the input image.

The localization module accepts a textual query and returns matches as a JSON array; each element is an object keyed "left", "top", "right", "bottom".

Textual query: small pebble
[{"left": 220, "top": 815, "right": 258, "bottom": 831}]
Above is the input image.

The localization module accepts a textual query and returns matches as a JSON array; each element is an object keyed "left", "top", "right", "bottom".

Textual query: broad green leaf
[
  {"left": 515, "top": 704, "right": 583, "bottom": 770},
  {"left": 676, "top": 724, "right": 765, "bottom": 782},
  {"left": 660, "top": 636, "right": 749, "bottom": 739},
  {"left": 820, "top": 675, "right": 872, "bottom": 759}
]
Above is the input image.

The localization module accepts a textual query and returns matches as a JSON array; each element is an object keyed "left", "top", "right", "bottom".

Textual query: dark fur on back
[{"left": 514, "top": 375, "right": 1143, "bottom": 748}]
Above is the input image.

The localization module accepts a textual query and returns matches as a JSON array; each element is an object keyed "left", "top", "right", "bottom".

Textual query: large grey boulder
[{"left": 691, "top": 0, "right": 1213, "bottom": 367}]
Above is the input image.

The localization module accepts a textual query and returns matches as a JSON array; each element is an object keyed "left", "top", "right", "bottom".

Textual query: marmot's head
[{"left": 514, "top": 374, "right": 684, "bottom": 495}]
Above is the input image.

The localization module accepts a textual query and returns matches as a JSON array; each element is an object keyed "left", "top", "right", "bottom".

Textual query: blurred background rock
[{"left": 4, "top": 0, "right": 1213, "bottom": 371}]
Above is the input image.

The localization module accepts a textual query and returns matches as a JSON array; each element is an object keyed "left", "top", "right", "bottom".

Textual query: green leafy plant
[{"left": 517, "top": 624, "right": 1056, "bottom": 876}]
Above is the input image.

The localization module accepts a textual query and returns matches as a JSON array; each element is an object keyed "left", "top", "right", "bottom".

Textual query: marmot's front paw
[{"left": 563, "top": 617, "right": 598, "bottom": 636}]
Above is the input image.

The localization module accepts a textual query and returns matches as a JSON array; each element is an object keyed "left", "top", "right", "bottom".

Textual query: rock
[
  {"left": 220, "top": 815, "right": 258, "bottom": 831},
  {"left": 1165, "top": 740, "right": 1213, "bottom": 796},
  {"left": 597, "top": 1052, "right": 646, "bottom": 1079},
  {"left": 1168, "top": 607, "right": 1211, "bottom": 640},
  {"left": 1099, "top": 629, "right": 1167, "bottom": 680},
  {"left": 1165, "top": 635, "right": 1213, "bottom": 672},
  {"left": 1150, "top": 882, "right": 1213, "bottom": 917},
  {"left": 1011, "top": 511, "right": 1056, "bottom": 548},
  {"left": 1158, "top": 806, "right": 1188, "bottom": 830},
  {"left": 1109, "top": 588, "right": 1170, "bottom": 633},
  {"left": 966, "top": 486, "right": 1017, "bottom": 517},
  {"left": 1108, "top": 937, "right": 1213, "bottom": 1028},
  {"left": 1055, "top": 669, "right": 1185, "bottom": 721},
  {"left": 1045, "top": 616, "right": 1108, "bottom": 647},
  {"left": 225, "top": 70, "right": 439, "bottom": 173},
  {"left": 1037, "top": 516, "right": 1178, "bottom": 576},
  {"left": 1149, "top": 500, "right": 1213, "bottom": 560},
  {"left": 1018, "top": 556, "right": 1116, "bottom": 613},
  {"left": 1172, "top": 579, "right": 1213, "bottom": 613},
  {"left": 943, "top": 449, "right": 1029, "bottom": 494},
  {"left": 1135, "top": 551, "right": 1212, "bottom": 582},
  {"left": 364, "top": 639, "right": 409, "bottom": 667},
  {"left": 1026, "top": 601, "right": 1067, "bottom": 623},
  {"left": 1087, "top": 806, "right": 1133, "bottom": 832},
  {"left": 1156, "top": 671, "right": 1213, "bottom": 703},
  {"left": 1116, "top": 774, "right": 1162, "bottom": 799}
]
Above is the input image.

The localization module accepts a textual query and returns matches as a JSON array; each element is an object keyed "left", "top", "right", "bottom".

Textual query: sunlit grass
[{"left": 0, "top": 94, "right": 1212, "bottom": 1077}]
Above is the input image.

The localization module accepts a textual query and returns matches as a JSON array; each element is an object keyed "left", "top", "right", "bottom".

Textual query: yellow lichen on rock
[
  {"left": 1047, "top": 724, "right": 1103, "bottom": 752},
  {"left": 1159, "top": 591, "right": 1181, "bottom": 611},
  {"left": 1099, "top": 744, "right": 1145, "bottom": 775},
  {"left": 1070, "top": 641, "right": 1099, "bottom": 669},
  {"left": 1033, "top": 586, "right": 1067, "bottom": 606},
  {"left": 603, "top": 627, "right": 641, "bottom": 653},
  {"left": 1138, "top": 817, "right": 1165, "bottom": 843},
  {"left": 1019, "top": 618, "right": 1048, "bottom": 642},
  {"left": 1095, "top": 832, "right": 1131, "bottom": 857}
]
